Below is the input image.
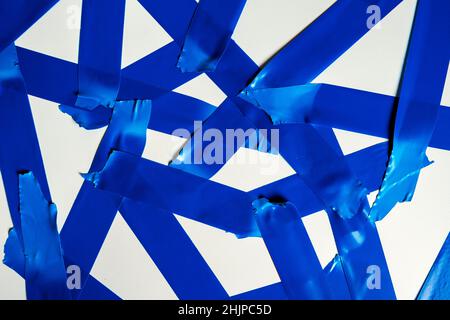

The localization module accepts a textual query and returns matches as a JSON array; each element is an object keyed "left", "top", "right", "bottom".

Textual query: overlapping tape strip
[{"left": 0, "top": 0, "right": 449, "bottom": 300}]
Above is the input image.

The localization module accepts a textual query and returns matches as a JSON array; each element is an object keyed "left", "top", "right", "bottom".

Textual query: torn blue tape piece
[
  {"left": 0, "top": 45, "right": 51, "bottom": 244},
  {"left": 245, "top": 0, "right": 401, "bottom": 90},
  {"left": 76, "top": 0, "right": 125, "bottom": 109},
  {"left": 0, "top": 0, "right": 58, "bottom": 52},
  {"left": 370, "top": 0, "right": 450, "bottom": 221},
  {"left": 417, "top": 233, "right": 450, "bottom": 300},
  {"left": 82, "top": 150, "right": 257, "bottom": 237},
  {"left": 4, "top": 172, "right": 69, "bottom": 300},
  {"left": 252, "top": 199, "right": 331, "bottom": 299},
  {"left": 120, "top": 200, "right": 229, "bottom": 299},
  {"left": 60, "top": 100, "right": 151, "bottom": 297},
  {"left": 177, "top": 0, "right": 247, "bottom": 72}
]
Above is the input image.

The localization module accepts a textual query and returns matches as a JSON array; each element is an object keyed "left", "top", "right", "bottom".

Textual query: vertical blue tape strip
[
  {"left": 4, "top": 172, "right": 69, "bottom": 300},
  {"left": 177, "top": 0, "right": 247, "bottom": 72},
  {"left": 76, "top": 0, "right": 125, "bottom": 109},
  {"left": 252, "top": 199, "right": 331, "bottom": 299},
  {"left": 370, "top": 0, "right": 450, "bottom": 221}
]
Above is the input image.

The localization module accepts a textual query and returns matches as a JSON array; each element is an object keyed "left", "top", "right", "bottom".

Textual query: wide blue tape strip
[
  {"left": 120, "top": 200, "right": 229, "bottom": 299},
  {"left": 245, "top": 0, "right": 402, "bottom": 90},
  {"left": 416, "top": 233, "right": 450, "bottom": 300},
  {"left": 0, "top": 0, "right": 58, "bottom": 52},
  {"left": 252, "top": 199, "right": 331, "bottom": 299},
  {"left": 370, "top": 0, "right": 450, "bottom": 221},
  {"left": 0, "top": 45, "right": 51, "bottom": 243},
  {"left": 177, "top": 0, "right": 247, "bottom": 72},
  {"left": 4, "top": 172, "right": 69, "bottom": 299},
  {"left": 75, "top": 0, "right": 125, "bottom": 109}
]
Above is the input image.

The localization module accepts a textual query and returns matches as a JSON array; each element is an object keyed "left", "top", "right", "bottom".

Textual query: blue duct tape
[
  {"left": 0, "top": 45, "right": 51, "bottom": 244},
  {"left": 60, "top": 100, "right": 151, "bottom": 297},
  {"left": 245, "top": 0, "right": 402, "bottom": 90},
  {"left": 252, "top": 199, "right": 331, "bottom": 299},
  {"left": 4, "top": 172, "right": 69, "bottom": 299},
  {"left": 82, "top": 150, "right": 258, "bottom": 237},
  {"left": 276, "top": 124, "right": 368, "bottom": 220},
  {"left": 416, "top": 233, "right": 450, "bottom": 300},
  {"left": 120, "top": 200, "right": 229, "bottom": 299},
  {"left": 75, "top": 0, "right": 125, "bottom": 110},
  {"left": 177, "top": 0, "right": 247, "bottom": 72},
  {"left": 0, "top": 0, "right": 58, "bottom": 52},
  {"left": 370, "top": 0, "right": 450, "bottom": 221}
]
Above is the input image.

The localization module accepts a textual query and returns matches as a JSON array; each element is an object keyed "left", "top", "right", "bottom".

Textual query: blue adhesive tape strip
[
  {"left": 82, "top": 150, "right": 258, "bottom": 237},
  {"left": 276, "top": 124, "right": 368, "bottom": 220},
  {"left": 4, "top": 172, "right": 69, "bottom": 299},
  {"left": 0, "top": 0, "right": 58, "bottom": 52},
  {"left": 76, "top": 0, "right": 125, "bottom": 109},
  {"left": 177, "top": 0, "right": 247, "bottom": 72},
  {"left": 370, "top": 0, "right": 450, "bottom": 221},
  {"left": 416, "top": 233, "right": 450, "bottom": 300},
  {"left": 120, "top": 200, "right": 229, "bottom": 299},
  {"left": 252, "top": 199, "right": 331, "bottom": 299},
  {"left": 244, "top": 0, "right": 402, "bottom": 90},
  {"left": 0, "top": 45, "right": 51, "bottom": 243}
]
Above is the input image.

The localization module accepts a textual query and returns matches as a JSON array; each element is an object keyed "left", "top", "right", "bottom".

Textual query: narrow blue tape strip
[
  {"left": 0, "top": 0, "right": 58, "bottom": 52},
  {"left": 177, "top": 0, "right": 247, "bottom": 72},
  {"left": 120, "top": 200, "right": 229, "bottom": 299},
  {"left": 4, "top": 172, "right": 69, "bottom": 300},
  {"left": 252, "top": 199, "right": 330, "bottom": 299},
  {"left": 76, "top": 0, "right": 125, "bottom": 109},
  {"left": 245, "top": 0, "right": 402, "bottom": 90},
  {"left": 416, "top": 233, "right": 450, "bottom": 300},
  {"left": 370, "top": 0, "right": 450, "bottom": 221}
]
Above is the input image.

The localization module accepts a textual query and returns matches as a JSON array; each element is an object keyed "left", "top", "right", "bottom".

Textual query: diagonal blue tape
[{"left": 177, "top": 0, "right": 247, "bottom": 72}]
